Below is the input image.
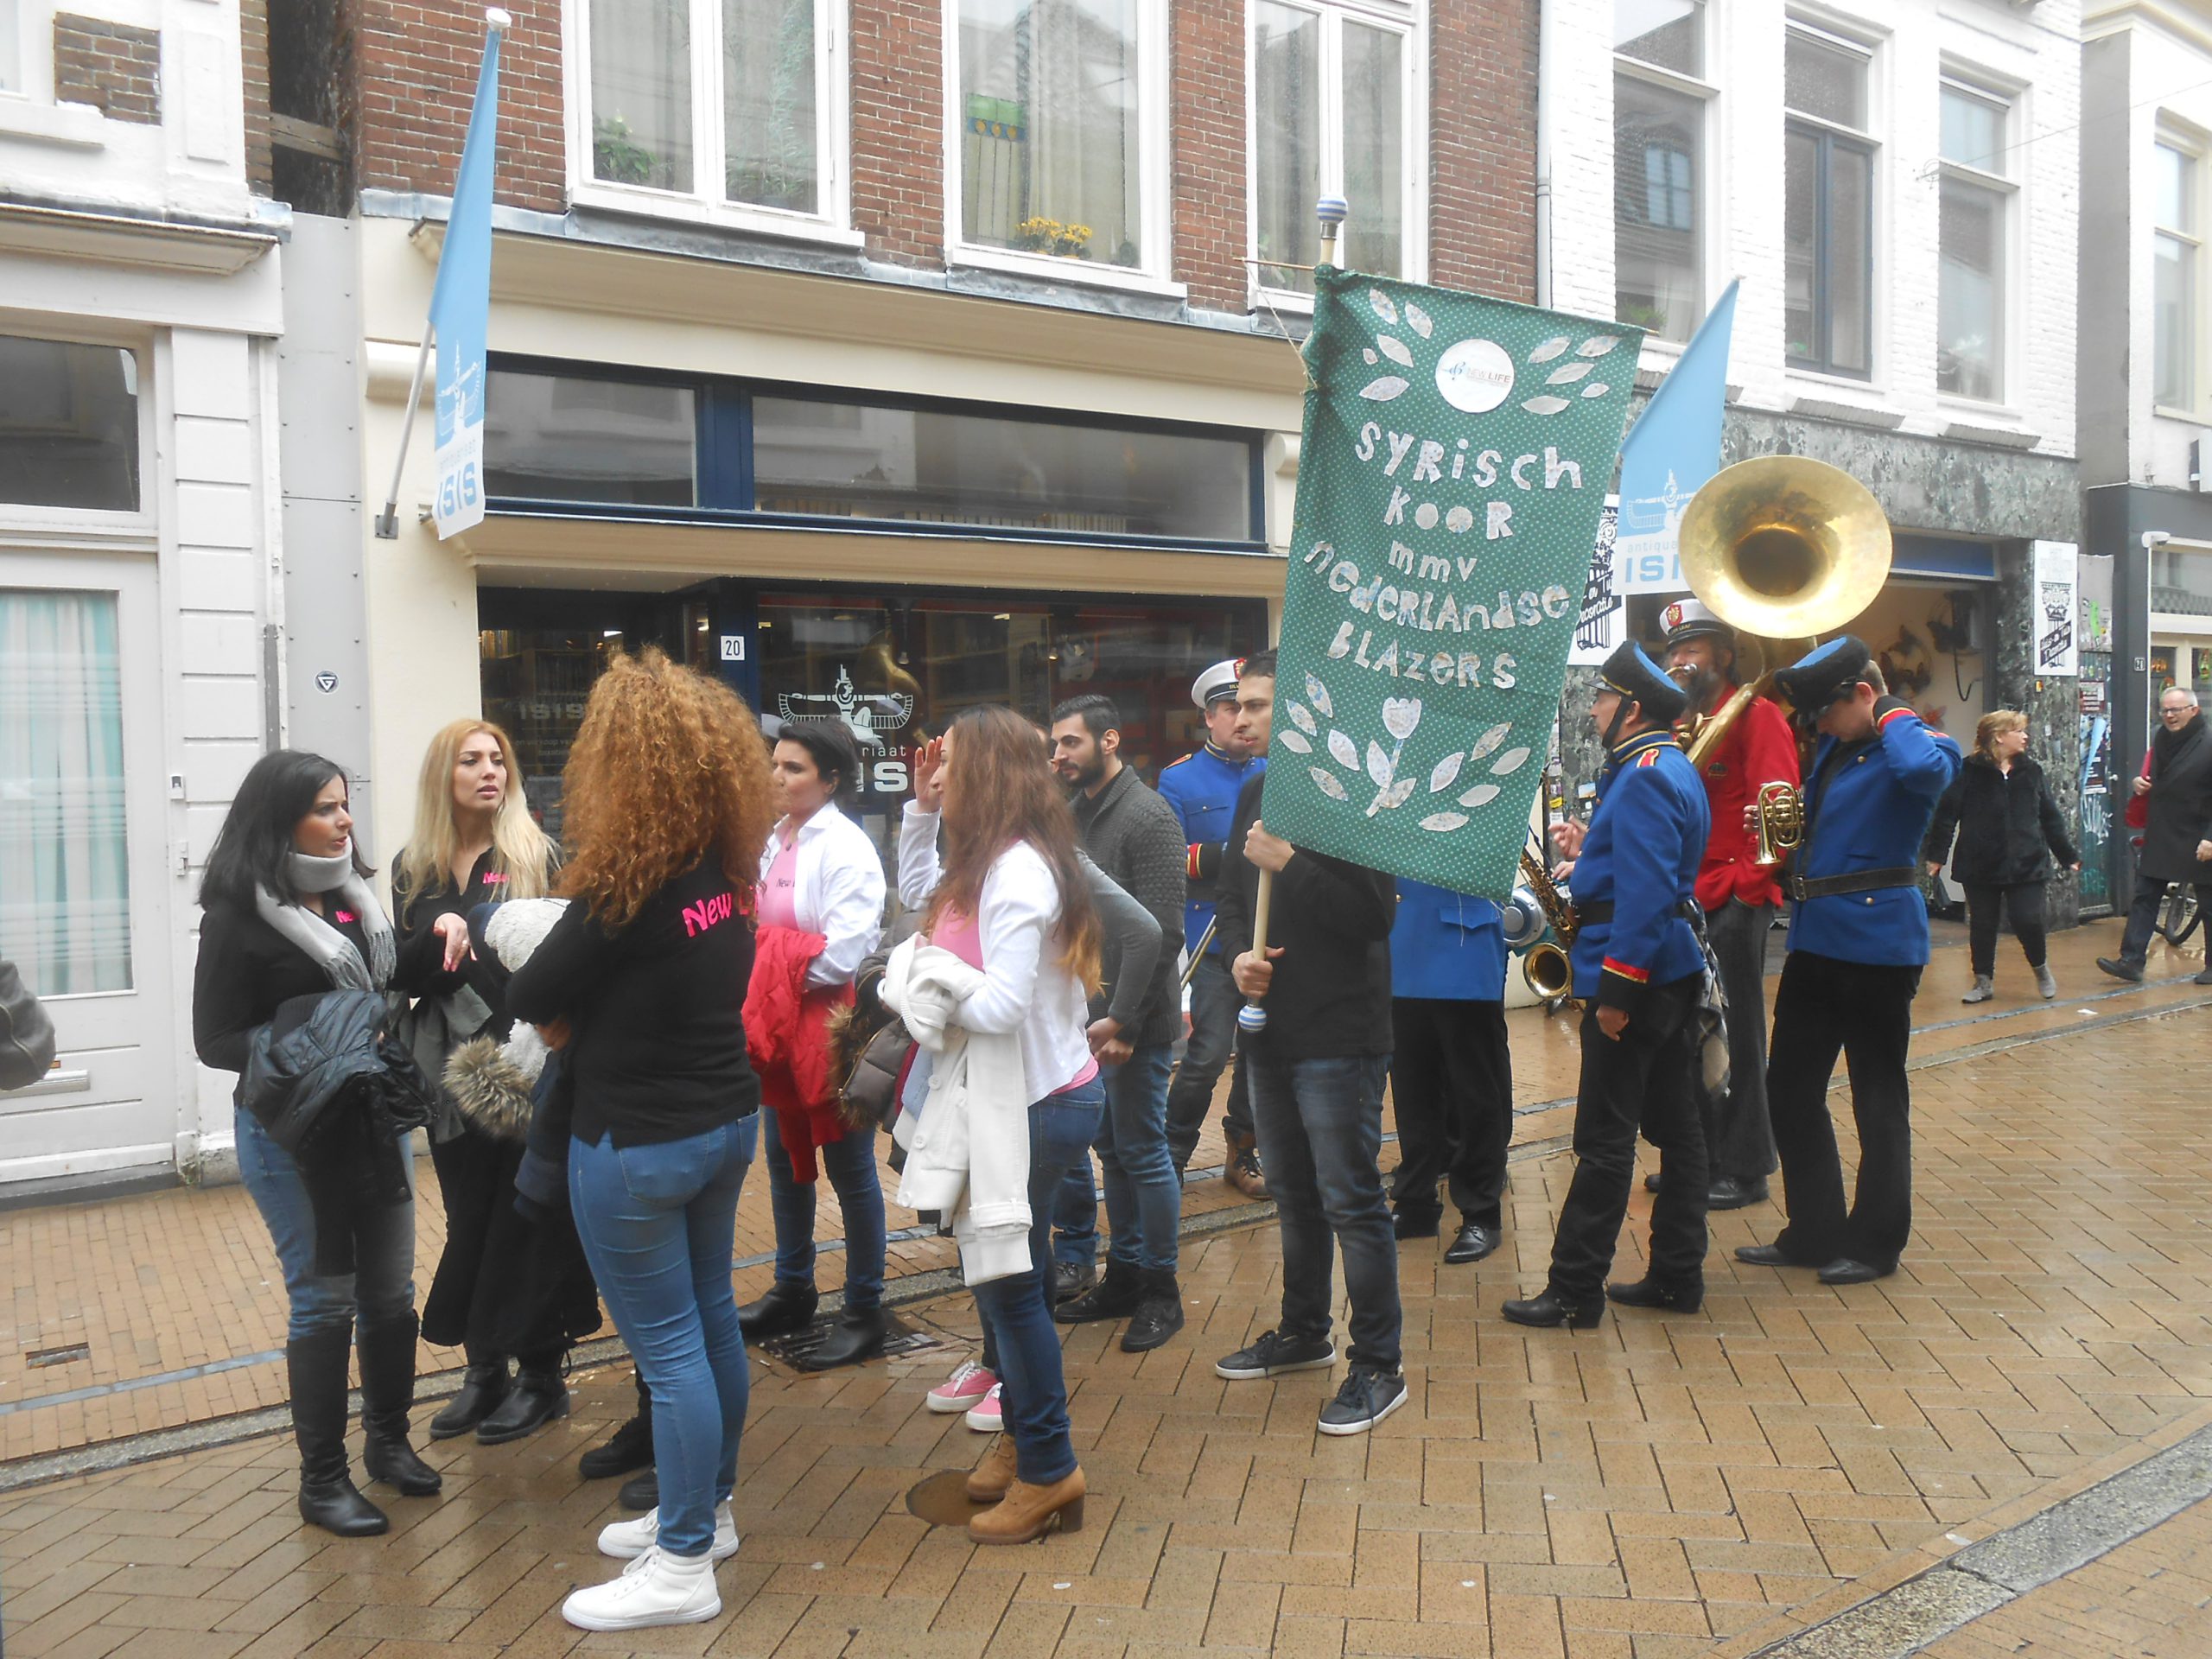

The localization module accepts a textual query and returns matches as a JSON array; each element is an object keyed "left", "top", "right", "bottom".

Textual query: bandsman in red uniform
[{"left": 1660, "top": 599, "right": 1800, "bottom": 1211}]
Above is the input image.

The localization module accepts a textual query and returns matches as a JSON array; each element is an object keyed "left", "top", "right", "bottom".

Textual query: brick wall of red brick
[
  {"left": 53, "top": 13, "right": 162, "bottom": 126},
  {"left": 849, "top": 0, "right": 944, "bottom": 268},
  {"left": 1429, "top": 0, "right": 1538, "bottom": 302},
  {"left": 1172, "top": 0, "right": 1247, "bottom": 311},
  {"left": 353, "top": 0, "right": 565, "bottom": 212}
]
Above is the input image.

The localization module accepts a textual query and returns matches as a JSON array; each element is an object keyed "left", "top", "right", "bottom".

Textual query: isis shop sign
[{"left": 1262, "top": 270, "right": 1640, "bottom": 898}]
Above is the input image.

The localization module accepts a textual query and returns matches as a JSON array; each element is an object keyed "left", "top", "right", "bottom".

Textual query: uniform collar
[
  {"left": 1606, "top": 728, "right": 1677, "bottom": 767},
  {"left": 1204, "top": 741, "right": 1254, "bottom": 769}
]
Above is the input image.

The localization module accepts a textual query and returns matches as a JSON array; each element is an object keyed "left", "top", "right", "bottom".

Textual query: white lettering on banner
[{"left": 434, "top": 425, "right": 486, "bottom": 537}]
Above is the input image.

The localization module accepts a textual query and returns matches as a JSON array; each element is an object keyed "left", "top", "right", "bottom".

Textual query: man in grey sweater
[{"left": 1046, "top": 695, "right": 1192, "bottom": 1353}]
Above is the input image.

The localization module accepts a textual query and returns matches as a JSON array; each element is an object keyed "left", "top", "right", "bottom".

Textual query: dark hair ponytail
[
  {"left": 772, "top": 721, "right": 862, "bottom": 804},
  {"left": 200, "top": 749, "right": 367, "bottom": 911}
]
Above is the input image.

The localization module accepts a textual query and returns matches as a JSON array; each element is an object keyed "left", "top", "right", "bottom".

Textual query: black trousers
[
  {"left": 1961, "top": 880, "right": 2049, "bottom": 977},
  {"left": 1547, "top": 975, "right": 1708, "bottom": 1300},
  {"left": 1387, "top": 997, "right": 1512, "bottom": 1230},
  {"left": 1165, "top": 954, "right": 1253, "bottom": 1167},
  {"left": 1704, "top": 897, "right": 1778, "bottom": 1183},
  {"left": 2119, "top": 873, "right": 2212, "bottom": 965},
  {"left": 423, "top": 1122, "right": 601, "bottom": 1365},
  {"left": 1765, "top": 952, "right": 1920, "bottom": 1271}
]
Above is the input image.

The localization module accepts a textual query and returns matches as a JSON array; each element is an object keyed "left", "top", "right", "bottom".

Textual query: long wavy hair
[
  {"left": 558, "top": 649, "right": 774, "bottom": 929},
  {"left": 391, "top": 717, "right": 555, "bottom": 914},
  {"left": 925, "top": 704, "right": 1101, "bottom": 992}
]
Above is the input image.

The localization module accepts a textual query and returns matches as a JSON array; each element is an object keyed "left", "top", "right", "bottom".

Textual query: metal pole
[{"left": 372, "top": 326, "right": 433, "bottom": 540}]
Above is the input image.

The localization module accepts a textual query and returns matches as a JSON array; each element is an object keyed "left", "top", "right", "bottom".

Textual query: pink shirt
[
  {"left": 931, "top": 906, "right": 1096, "bottom": 1095},
  {"left": 758, "top": 833, "right": 800, "bottom": 931}
]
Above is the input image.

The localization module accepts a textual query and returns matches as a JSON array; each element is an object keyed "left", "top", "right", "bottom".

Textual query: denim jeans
[
  {"left": 236, "top": 1105, "right": 416, "bottom": 1343},
  {"left": 569, "top": 1115, "right": 756, "bottom": 1560},
  {"left": 1245, "top": 1053, "right": 1402, "bottom": 1371},
  {"left": 1093, "top": 1044, "right": 1178, "bottom": 1274},
  {"left": 762, "top": 1121, "right": 887, "bottom": 1313},
  {"left": 1165, "top": 955, "right": 1255, "bottom": 1166},
  {"left": 971, "top": 1078, "right": 1105, "bottom": 1485}
]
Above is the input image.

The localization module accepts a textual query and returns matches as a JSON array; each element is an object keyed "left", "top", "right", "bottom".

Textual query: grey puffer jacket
[{"left": 0, "top": 957, "right": 56, "bottom": 1090}]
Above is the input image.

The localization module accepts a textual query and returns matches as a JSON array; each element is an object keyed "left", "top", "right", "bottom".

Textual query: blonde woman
[
  {"left": 392, "top": 721, "right": 597, "bottom": 1445},
  {"left": 1923, "top": 710, "right": 2080, "bottom": 1003}
]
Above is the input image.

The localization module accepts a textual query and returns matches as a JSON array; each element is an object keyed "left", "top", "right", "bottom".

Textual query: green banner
[{"left": 1261, "top": 268, "right": 1641, "bottom": 899}]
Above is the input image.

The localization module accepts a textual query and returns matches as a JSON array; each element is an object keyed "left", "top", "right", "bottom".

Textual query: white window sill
[
  {"left": 949, "top": 243, "right": 1186, "bottom": 300},
  {"left": 2153, "top": 404, "right": 2212, "bottom": 427},
  {"left": 569, "top": 181, "right": 865, "bottom": 251},
  {"left": 1936, "top": 392, "right": 2025, "bottom": 424},
  {"left": 1786, "top": 364, "right": 1885, "bottom": 398},
  {"left": 1250, "top": 283, "right": 1315, "bottom": 318},
  {"left": 0, "top": 96, "right": 106, "bottom": 150}
]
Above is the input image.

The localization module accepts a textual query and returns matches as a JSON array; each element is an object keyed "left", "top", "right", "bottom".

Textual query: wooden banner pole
[{"left": 1236, "top": 867, "right": 1275, "bottom": 1034}]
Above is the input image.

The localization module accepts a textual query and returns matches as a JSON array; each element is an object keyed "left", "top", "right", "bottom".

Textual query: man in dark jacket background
[
  {"left": 1212, "top": 652, "right": 1406, "bottom": 1436},
  {"left": 2100, "top": 686, "right": 2212, "bottom": 986},
  {"left": 1046, "top": 695, "right": 1192, "bottom": 1352}
]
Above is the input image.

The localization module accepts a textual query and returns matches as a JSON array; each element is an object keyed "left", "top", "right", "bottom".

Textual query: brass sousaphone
[{"left": 1675, "top": 455, "right": 1893, "bottom": 860}]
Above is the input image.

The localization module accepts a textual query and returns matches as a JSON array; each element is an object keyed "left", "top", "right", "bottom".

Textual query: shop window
[
  {"left": 1612, "top": 0, "right": 1710, "bottom": 344},
  {"left": 954, "top": 0, "right": 1155, "bottom": 271},
  {"left": 579, "top": 0, "right": 838, "bottom": 225},
  {"left": 0, "top": 590, "right": 131, "bottom": 995},
  {"left": 0, "top": 337, "right": 140, "bottom": 513},
  {"left": 2155, "top": 137, "right": 2202, "bottom": 413},
  {"left": 483, "top": 370, "right": 697, "bottom": 506},
  {"left": 750, "top": 397, "right": 1255, "bottom": 542},
  {"left": 1783, "top": 26, "right": 1875, "bottom": 378},
  {"left": 1250, "top": 0, "right": 1416, "bottom": 297},
  {"left": 1937, "top": 82, "right": 2011, "bottom": 404}
]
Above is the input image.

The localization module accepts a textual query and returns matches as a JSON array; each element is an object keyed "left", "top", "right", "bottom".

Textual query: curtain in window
[{"left": 0, "top": 591, "right": 131, "bottom": 996}]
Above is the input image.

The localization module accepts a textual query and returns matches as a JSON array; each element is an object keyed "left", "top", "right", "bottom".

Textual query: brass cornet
[{"left": 1752, "top": 781, "right": 1805, "bottom": 867}]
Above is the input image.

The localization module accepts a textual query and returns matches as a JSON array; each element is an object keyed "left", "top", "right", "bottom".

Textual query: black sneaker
[
  {"left": 1317, "top": 1365, "right": 1408, "bottom": 1436},
  {"left": 1215, "top": 1328, "right": 1336, "bottom": 1381}
]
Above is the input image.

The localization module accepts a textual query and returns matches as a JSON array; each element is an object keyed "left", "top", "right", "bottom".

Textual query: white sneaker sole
[
  {"left": 1316, "top": 1384, "right": 1408, "bottom": 1437},
  {"left": 963, "top": 1408, "right": 1002, "bottom": 1433},
  {"left": 927, "top": 1389, "right": 992, "bottom": 1414},
  {"left": 561, "top": 1592, "right": 722, "bottom": 1632},
  {"left": 1215, "top": 1349, "right": 1336, "bottom": 1382}
]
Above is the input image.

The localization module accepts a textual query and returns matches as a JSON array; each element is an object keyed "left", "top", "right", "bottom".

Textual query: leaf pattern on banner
[
  {"left": 1288, "top": 702, "right": 1318, "bottom": 735},
  {"left": 1578, "top": 335, "right": 1624, "bottom": 357},
  {"left": 1382, "top": 697, "right": 1421, "bottom": 740},
  {"left": 1376, "top": 335, "right": 1414, "bottom": 367},
  {"left": 1468, "top": 721, "right": 1513, "bottom": 762},
  {"left": 1490, "top": 746, "right": 1533, "bottom": 776},
  {"left": 1306, "top": 675, "right": 1333, "bottom": 718},
  {"left": 1360, "top": 377, "right": 1410, "bottom": 402},
  {"left": 1529, "top": 336, "right": 1570, "bottom": 363},
  {"left": 1384, "top": 778, "right": 1416, "bottom": 809},
  {"left": 1311, "top": 767, "right": 1349, "bottom": 801},
  {"left": 1404, "top": 301, "right": 1433, "bottom": 339},
  {"left": 1457, "top": 783, "right": 1502, "bottom": 810},
  {"left": 1546, "top": 362, "right": 1594, "bottom": 384},
  {"left": 1365, "top": 741, "right": 1393, "bottom": 788},
  {"left": 1363, "top": 348, "right": 1378, "bottom": 365},
  {"left": 1327, "top": 729, "right": 1358, "bottom": 770},
  {"left": 1428, "top": 753, "right": 1464, "bottom": 793},
  {"left": 1277, "top": 730, "right": 1312, "bottom": 753},
  {"left": 1521, "top": 396, "right": 1572, "bottom": 416},
  {"left": 1582, "top": 383, "right": 1611, "bottom": 397},
  {"left": 1369, "top": 289, "right": 1398, "bottom": 323},
  {"left": 1421, "top": 811, "right": 1469, "bottom": 833}
]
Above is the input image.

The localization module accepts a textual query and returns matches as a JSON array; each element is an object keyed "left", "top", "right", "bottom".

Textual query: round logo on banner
[{"left": 1434, "top": 339, "right": 1516, "bottom": 413}]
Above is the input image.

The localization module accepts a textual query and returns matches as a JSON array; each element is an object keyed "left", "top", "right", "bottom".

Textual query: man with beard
[
  {"left": 1658, "top": 598, "right": 1799, "bottom": 1210},
  {"left": 1045, "top": 695, "right": 1192, "bottom": 1352},
  {"left": 2099, "top": 685, "right": 2212, "bottom": 985}
]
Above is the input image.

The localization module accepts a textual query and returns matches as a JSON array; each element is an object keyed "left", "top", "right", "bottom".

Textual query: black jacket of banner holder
[
  {"left": 1923, "top": 753, "right": 2078, "bottom": 888},
  {"left": 1213, "top": 774, "right": 1397, "bottom": 1062}
]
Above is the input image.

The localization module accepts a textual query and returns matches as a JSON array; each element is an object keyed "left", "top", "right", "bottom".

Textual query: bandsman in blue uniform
[
  {"left": 1737, "top": 638, "right": 1961, "bottom": 1286},
  {"left": 1505, "top": 643, "right": 1713, "bottom": 1329},
  {"left": 1158, "top": 659, "right": 1268, "bottom": 1197}
]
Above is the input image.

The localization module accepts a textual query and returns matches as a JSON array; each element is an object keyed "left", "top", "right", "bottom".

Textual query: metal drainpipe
[{"left": 1535, "top": 0, "right": 1556, "bottom": 308}]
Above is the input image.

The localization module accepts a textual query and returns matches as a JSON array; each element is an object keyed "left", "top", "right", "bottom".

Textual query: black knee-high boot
[
  {"left": 290, "top": 1326, "right": 388, "bottom": 1535},
  {"left": 359, "top": 1311, "right": 442, "bottom": 1497}
]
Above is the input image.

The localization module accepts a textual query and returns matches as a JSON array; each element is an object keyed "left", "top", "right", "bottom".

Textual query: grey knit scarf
[{"left": 254, "top": 850, "right": 397, "bottom": 991}]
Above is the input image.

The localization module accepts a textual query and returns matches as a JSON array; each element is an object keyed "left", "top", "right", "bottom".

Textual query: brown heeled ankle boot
[
  {"left": 969, "top": 1466, "right": 1086, "bottom": 1545},
  {"left": 965, "top": 1434, "right": 1018, "bottom": 1503}
]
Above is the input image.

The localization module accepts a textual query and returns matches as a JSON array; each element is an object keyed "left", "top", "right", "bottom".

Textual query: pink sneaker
[
  {"left": 926, "top": 1358, "right": 998, "bottom": 1414},
  {"left": 963, "top": 1382, "right": 1003, "bottom": 1433}
]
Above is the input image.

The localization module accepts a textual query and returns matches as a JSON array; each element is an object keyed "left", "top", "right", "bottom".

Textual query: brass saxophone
[{"left": 1515, "top": 849, "right": 1576, "bottom": 1001}]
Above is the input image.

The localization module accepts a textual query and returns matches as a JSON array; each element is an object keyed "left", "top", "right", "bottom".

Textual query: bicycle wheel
[{"left": 2159, "top": 886, "right": 2200, "bottom": 946}]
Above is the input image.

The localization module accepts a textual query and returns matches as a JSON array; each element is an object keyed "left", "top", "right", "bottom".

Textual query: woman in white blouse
[{"left": 738, "top": 722, "right": 890, "bottom": 1370}]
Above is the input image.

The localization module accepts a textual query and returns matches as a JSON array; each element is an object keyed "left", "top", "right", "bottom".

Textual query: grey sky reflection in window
[{"left": 484, "top": 370, "right": 696, "bottom": 505}]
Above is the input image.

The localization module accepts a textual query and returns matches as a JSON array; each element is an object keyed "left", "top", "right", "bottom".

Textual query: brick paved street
[{"left": 3, "top": 920, "right": 2210, "bottom": 1655}]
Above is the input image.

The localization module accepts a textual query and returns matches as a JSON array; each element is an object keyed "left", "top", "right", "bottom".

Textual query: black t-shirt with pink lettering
[{"left": 506, "top": 857, "right": 760, "bottom": 1147}]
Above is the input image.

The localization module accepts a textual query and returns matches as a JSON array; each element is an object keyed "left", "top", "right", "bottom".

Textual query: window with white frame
[
  {"left": 1783, "top": 24, "right": 1875, "bottom": 378},
  {"left": 954, "top": 0, "right": 1154, "bottom": 270},
  {"left": 1250, "top": 0, "right": 1417, "bottom": 296},
  {"left": 1936, "top": 80, "right": 2012, "bottom": 404},
  {"left": 0, "top": 0, "right": 21, "bottom": 96},
  {"left": 1612, "top": 0, "right": 1713, "bottom": 343},
  {"left": 2154, "top": 135, "right": 2201, "bottom": 412},
  {"left": 581, "top": 0, "right": 837, "bottom": 222}
]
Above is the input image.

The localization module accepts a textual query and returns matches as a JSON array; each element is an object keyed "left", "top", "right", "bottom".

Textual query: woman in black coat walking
[{"left": 1923, "top": 710, "right": 2079, "bottom": 1004}]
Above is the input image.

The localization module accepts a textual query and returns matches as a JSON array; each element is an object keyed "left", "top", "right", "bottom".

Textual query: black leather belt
[{"left": 1784, "top": 866, "right": 1919, "bottom": 902}]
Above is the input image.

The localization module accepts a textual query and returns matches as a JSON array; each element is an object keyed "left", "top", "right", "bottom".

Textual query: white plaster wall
[{"left": 1544, "top": 0, "right": 2080, "bottom": 460}]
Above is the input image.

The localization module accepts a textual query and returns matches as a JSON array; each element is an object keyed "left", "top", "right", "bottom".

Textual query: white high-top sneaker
[
  {"left": 562, "top": 1546, "right": 721, "bottom": 1630},
  {"left": 598, "top": 1501, "right": 741, "bottom": 1561}
]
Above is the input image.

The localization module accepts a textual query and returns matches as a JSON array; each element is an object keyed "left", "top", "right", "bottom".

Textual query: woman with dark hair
[
  {"left": 193, "top": 750, "right": 454, "bottom": 1537},
  {"left": 391, "top": 718, "right": 599, "bottom": 1445},
  {"left": 890, "top": 705, "right": 1105, "bottom": 1544},
  {"left": 506, "top": 649, "right": 775, "bottom": 1632},
  {"left": 737, "top": 721, "right": 891, "bottom": 1370},
  {"left": 1923, "top": 709, "right": 2080, "bottom": 1004}
]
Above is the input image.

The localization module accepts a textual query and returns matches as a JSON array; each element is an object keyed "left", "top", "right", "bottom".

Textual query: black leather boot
[
  {"left": 1605, "top": 1276, "right": 1705, "bottom": 1313},
  {"left": 801, "top": 1306, "right": 889, "bottom": 1371},
  {"left": 1499, "top": 1287, "right": 1606, "bottom": 1330},
  {"left": 428, "top": 1360, "right": 510, "bottom": 1440},
  {"left": 474, "top": 1354, "right": 570, "bottom": 1446},
  {"left": 620, "top": 1466, "right": 658, "bottom": 1511},
  {"left": 359, "top": 1312, "right": 442, "bottom": 1497},
  {"left": 1053, "top": 1259, "right": 1145, "bottom": 1325},
  {"left": 737, "top": 1281, "right": 819, "bottom": 1339},
  {"left": 289, "top": 1327, "right": 388, "bottom": 1536},
  {"left": 1120, "top": 1270, "right": 1185, "bottom": 1354},
  {"left": 579, "top": 1372, "right": 652, "bottom": 1479}
]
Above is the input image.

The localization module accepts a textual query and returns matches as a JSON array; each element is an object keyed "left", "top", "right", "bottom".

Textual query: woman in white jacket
[
  {"left": 893, "top": 705, "right": 1104, "bottom": 1544},
  {"left": 740, "top": 722, "right": 890, "bottom": 1369}
]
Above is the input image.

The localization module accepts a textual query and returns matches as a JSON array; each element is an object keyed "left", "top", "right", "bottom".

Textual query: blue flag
[
  {"left": 1614, "top": 278, "right": 1738, "bottom": 593},
  {"left": 429, "top": 16, "right": 504, "bottom": 538}
]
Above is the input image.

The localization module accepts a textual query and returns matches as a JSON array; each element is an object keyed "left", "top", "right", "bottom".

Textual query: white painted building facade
[{"left": 0, "top": 0, "right": 286, "bottom": 1186}]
